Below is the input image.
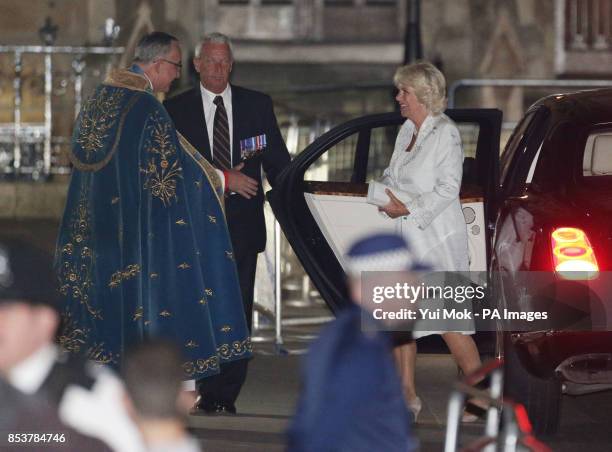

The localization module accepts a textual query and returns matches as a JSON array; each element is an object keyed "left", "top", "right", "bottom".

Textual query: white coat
[
  {"left": 379, "top": 113, "right": 469, "bottom": 272},
  {"left": 379, "top": 114, "right": 472, "bottom": 337}
]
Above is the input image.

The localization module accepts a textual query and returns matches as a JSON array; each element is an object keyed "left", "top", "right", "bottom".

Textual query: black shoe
[
  {"left": 462, "top": 400, "right": 488, "bottom": 423},
  {"left": 213, "top": 402, "right": 237, "bottom": 415},
  {"left": 192, "top": 398, "right": 236, "bottom": 415}
]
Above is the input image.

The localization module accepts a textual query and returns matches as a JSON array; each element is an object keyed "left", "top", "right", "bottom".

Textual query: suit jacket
[
  {"left": 1, "top": 377, "right": 112, "bottom": 452},
  {"left": 164, "top": 85, "right": 290, "bottom": 255}
]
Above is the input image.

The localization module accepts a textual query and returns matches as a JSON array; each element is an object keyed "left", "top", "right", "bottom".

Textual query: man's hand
[
  {"left": 226, "top": 162, "right": 258, "bottom": 199},
  {"left": 378, "top": 189, "right": 410, "bottom": 219}
]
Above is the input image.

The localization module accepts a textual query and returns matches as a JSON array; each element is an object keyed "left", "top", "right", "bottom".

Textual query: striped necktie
[{"left": 212, "top": 95, "right": 231, "bottom": 170}]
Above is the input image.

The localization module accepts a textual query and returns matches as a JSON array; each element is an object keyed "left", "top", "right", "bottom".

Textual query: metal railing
[
  {"left": 448, "top": 78, "right": 612, "bottom": 109},
  {"left": 0, "top": 45, "right": 123, "bottom": 178},
  {"left": 445, "top": 359, "right": 551, "bottom": 452},
  {"left": 566, "top": 0, "right": 612, "bottom": 50},
  {"left": 251, "top": 216, "right": 335, "bottom": 354}
]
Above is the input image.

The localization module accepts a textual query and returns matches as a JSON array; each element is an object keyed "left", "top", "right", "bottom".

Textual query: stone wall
[
  {"left": 0, "top": 180, "right": 68, "bottom": 219},
  {"left": 0, "top": 0, "right": 562, "bottom": 115},
  {"left": 0, "top": 0, "right": 602, "bottom": 160}
]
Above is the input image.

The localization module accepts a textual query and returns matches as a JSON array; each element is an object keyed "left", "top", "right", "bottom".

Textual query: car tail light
[{"left": 551, "top": 227, "right": 599, "bottom": 280}]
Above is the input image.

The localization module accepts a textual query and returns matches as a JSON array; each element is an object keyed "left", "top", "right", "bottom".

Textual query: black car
[
  {"left": 490, "top": 90, "right": 612, "bottom": 434},
  {"left": 268, "top": 91, "right": 612, "bottom": 435}
]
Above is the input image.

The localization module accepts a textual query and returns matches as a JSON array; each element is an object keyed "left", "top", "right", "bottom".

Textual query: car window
[
  {"left": 365, "top": 125, "right": 399, "bottom": 180},
  {"left": 500, "top": 107, "right": 550, "bottom": 194},
  {"left": 458, "top": 123, "right": 480, "bottom": 159},
  {"left": 499, "top": 110, "right": 537, "bottom": 187},
  {"left": 304, "top": 121, "right": 483, "bottom": 183},
  {"left": 583, "top": 131, "right": 612, "bottom": 177},
  {"left": 303, "top": 132, "right": 357, "bottom": 182}
]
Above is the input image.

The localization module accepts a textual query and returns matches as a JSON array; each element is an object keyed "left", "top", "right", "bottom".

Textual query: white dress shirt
[
  {"left": 200, "top": 82, "right": 233, "bottom": 166},
  {"left": 7, "top": 343, "right": 57, "bottom": 394},
  {"left": 142, "top": 72, "right": 154, "bottom": 91}
]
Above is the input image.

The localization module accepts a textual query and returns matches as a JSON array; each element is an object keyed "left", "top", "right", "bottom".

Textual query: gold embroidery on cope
[
  {"left": 133, "top": 306, "right": 144, "bottom": 321},
  {"left": 141, "top": 111, "right": 183, "bottom": 207},
  {"left": 208, "top": 215, "right": 216, "bottom": 224},
  {"left": 220, "top": 325, "right": 232, "bottom": 333},
  {"left": 182, "top": 356, "right": 219, "bottom": 378},
  {"left": 178, "top": 262, "right": 191, "bottom": 269},
  {"left": 185, "top": 340, "right": 198, "bottom": 348},
  {"left": 109, "top": 272, "right": 122, "bottom": 288},
  {"left": 181, "top": 339, "right": 252, "bottom": 377},
  {"left": 88, "top": 343, "right": 118, "bottom": 365},
  {"left": 58, "top": 311, "right": 89, "bottom": 354},
  {"left": 109, "top": 264, "right": 141, "bottom": 288},
  {"left": 111, "top": 197, "right": 120, "bottom": 204},
  {"left": 225, "top": 251, "right": 234, "bottom": 260},
  {"left": 217, "top": 339, "right": 252, "bottom": 360},
  {"left": 69, "top": 92, "right": 141, "bottom": 173},
  {"left": 59, "top": 312, "right": 118, "bottom": 365},
  {"left": 205, "top": 288, "right": 213, "bottom": 297},
  {"left": 104, "top": 69, "right": 150, "bottom": 92},
  {"left": 177, "top": 132, "right": 224, "bottom": 210},
  {"left": 150, "top": 273, "right": 159, "bottom": 279},
  {"left": 58, "top": 193, "right": 102, "bottom": 320},
  {"left": 175, "top": 219, "right": 187, "bottom": 226},
  {"left": 76, "top": 88, "right": 124, "bottom": 157},
  {"left": 159, "top": 310, "right": 172, "bottom": 317}
]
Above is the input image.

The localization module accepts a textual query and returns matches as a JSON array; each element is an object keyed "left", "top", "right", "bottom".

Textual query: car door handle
[{"left": 505, "top": 194, "right": 529, "bottom": 202}]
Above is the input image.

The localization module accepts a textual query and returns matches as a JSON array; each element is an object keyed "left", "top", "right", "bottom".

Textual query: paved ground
[
  {"left": 5, "top": 220, "right": 611, "bottom": 451},
  {"left": 189, "top": 348, "right": 612, "bottom": 452}
]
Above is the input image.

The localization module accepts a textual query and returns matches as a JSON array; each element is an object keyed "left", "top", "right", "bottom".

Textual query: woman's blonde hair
[{"left": 393, "top": 61, "right": 447, "bottom": 115}]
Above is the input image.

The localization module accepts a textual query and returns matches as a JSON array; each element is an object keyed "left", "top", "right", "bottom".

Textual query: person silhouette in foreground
[
  {"left": 0, "top": 236, "right": 142, "bottom": 452},
  {"left": 123, "top": 339, "right": 202, "bottom": 452},
  {"left": 287, "top": 233, "right": 423, "bottom": 452}
]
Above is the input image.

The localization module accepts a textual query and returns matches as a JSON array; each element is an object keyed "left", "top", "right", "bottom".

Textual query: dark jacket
[
  {"left": 164, "top": 85, "right": 291, "bottom": 255},
  {"left": 287, "top": 305, "right": 416, "bottom": 452}
]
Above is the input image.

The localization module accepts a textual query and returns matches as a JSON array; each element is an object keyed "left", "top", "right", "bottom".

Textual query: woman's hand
[{"left": 378, "top": 189, "right": 410, "bottom": 219}]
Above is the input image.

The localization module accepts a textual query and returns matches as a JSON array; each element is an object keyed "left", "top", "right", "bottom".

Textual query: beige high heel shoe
[{"left": 407, "top": 396, "right": 422, "bottom": 423}]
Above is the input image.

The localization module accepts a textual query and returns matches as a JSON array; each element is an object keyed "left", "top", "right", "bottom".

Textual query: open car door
[{"left": 268, "top": 109, "right": 502, "bottom": 313}]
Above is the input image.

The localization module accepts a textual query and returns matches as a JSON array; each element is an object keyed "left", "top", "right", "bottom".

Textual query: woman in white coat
[{"left": 378, "top": 61, "right": 482, "bottom": 421}]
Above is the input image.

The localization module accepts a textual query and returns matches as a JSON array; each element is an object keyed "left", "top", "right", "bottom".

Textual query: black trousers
[{"left": 197, "top": 251, "right": 257, "bottom": 405}]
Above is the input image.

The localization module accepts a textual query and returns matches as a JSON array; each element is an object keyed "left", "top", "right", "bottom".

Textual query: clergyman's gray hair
[
  {"left": 133, "top": 31, "right": 178, "bottom": 64},
  {"left": 194, "top": 32, "right": 234, "bottom": 61}
]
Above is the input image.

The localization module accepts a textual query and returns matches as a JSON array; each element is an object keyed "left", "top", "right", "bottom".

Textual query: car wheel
[{"left": 502, "top": 333, "right": 562, "bottom": 436}]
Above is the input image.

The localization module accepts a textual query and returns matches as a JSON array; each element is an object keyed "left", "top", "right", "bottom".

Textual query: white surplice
[{"left": 379, "top": 113, "right": 469, "bottom": 272}]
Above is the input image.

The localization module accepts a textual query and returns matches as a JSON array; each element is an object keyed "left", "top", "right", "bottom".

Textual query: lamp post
[{"left": 403, "top": 0, "right": 423, "bottom": 64}]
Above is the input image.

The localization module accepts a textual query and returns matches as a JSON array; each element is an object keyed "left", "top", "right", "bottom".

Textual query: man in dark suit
[{"left": 164, "top": 32, "right": 291, "bottom": 414}]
